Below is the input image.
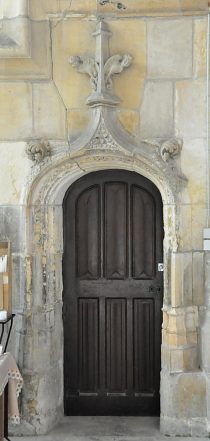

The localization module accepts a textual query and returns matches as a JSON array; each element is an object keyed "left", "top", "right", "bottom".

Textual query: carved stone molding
[
  {"left": 26, "top": 140, "right": 51, "bottom": 163},
  {"left": 26, "top": 110, "right": 186, "bottom": 228},
  {"left": 0, "top": 18, "right": 30, "bottom": 58},
  {"left": 1, "top": 0, "right": 27, "bottom": 18},
  {"left": 0, "top": 1, "right": 31, "bottom": 57},
  {"left": 0, "top": 33, "right": 16, "bottom": 47},
  {"left": 20, "top": 97, "right": 187, "bottom": 435},
  {"left": 86, "top": 117, "right": 126, "bottom": 153},
  {"left": 0, "top": 20, "right": 51, "bottom": 80}
]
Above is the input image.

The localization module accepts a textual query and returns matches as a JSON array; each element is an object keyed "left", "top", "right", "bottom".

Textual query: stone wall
[{"left": 0, "top": 0, "right": 209, "bottom": 436}]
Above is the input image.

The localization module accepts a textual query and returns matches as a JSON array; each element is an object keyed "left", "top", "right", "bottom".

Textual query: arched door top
[{"left": 63, "top": 169, "right": 163, "bottom": 416}]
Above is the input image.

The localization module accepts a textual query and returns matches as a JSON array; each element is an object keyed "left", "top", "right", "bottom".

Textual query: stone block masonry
[{"left": 0, "top": 0, "right": 209, "bottom": 436}]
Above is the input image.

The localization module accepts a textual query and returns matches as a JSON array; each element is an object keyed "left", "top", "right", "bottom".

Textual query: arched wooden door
[{"left": 63, "top": 170, "right": 163, "bottom": 416}]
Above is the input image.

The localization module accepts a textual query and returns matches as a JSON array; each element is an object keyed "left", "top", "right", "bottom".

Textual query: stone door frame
[{"left": 16, "top": 108, "right": 201, "bottom": 435}]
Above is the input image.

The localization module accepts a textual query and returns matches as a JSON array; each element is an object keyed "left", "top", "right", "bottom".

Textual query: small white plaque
[
  {"left": 204, "top": 239, "right": 210, "bottom": 251},
  {"left": 0, "top": 310, "right": 7, "bottom": 321},
  {"left": 203, "top": 228, "right": 210, "bottom": 239}
]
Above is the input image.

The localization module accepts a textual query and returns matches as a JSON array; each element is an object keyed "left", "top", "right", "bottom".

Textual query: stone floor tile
[{"left": 11, "top": 417, "right": 209, "bottom": 441}]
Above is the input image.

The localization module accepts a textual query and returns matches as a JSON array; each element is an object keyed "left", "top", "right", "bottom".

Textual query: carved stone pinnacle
[{"left": 69, "top": 20, "right": 132, "bottom": 108}]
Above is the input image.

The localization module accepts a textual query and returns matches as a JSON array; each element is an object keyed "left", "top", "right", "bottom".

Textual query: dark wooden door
[{"left": 63, "top": 170, "right": 163, "bottom": 416}]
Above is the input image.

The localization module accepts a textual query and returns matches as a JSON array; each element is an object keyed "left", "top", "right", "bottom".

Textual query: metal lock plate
[{"left": 158, "top": 263, "right": 164, "bottom": 272}]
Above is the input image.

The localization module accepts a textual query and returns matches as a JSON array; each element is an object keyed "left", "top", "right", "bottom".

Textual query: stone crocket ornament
[
  {"left": 68, "top": 56, "right": 98, "bottom": 91},
  {"left": 26, "top": 140, "right": 51, "bottom": 163},
  {"left": 160, "top": 139, "right": 183, "bottom": 162},
  {"left": 69, "top": 20, "right": 132, "bottom": 107}
]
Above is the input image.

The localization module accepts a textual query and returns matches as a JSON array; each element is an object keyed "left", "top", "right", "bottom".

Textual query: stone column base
[
  {"left": 160, "top": 416, "right": 208, "bottom": 437},
  {"left": 160, "top": 370, "right": 208, "bottom": 437},
  {"left": 9, "top": 405, "right": 64, "bottom": 436}
]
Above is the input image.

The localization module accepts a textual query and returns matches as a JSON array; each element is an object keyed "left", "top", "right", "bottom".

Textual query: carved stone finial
[
  {"left": 26, "top": 140, "right": 51, "bottom": 163},
  {"left": 69, "top": 20, "right": 132, "bottom": 108},
  {"left": 160, "top": 139, "right": 182, "bottom": 162}
]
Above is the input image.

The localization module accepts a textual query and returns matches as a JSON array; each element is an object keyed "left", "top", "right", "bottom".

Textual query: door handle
[{"left": 149, "top": 286, "right": 161, "bottom": 294}]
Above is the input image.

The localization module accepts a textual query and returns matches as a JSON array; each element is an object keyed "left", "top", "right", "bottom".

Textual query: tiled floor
[{"left": 11, "top": 417, "right": 208, "bottom": 441}]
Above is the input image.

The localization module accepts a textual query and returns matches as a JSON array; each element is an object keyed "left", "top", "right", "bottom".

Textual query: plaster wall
[{"left": 0, "top": 0, "right": 209, "bottom": 436}]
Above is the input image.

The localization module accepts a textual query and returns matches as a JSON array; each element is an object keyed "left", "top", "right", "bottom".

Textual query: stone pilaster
[
  {"left": 162, "top": 305, "right": 199, "bottom": 373},
  {"left": 162, "top": 252, "right": 199, "bottom": 373},
  {"left": 200, "top": 253, "right": 210, "bottom": 433},
  {"left": 160, "top": 252, "right": 207, "bottom": 436}
]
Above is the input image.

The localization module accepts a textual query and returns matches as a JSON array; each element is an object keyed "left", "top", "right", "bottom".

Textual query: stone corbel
[{"left": 26, "top": 140, "right": 51, "bottom": 164}]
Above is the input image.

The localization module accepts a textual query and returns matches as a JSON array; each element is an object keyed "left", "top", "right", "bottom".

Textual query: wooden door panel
[
  {"left": 76, "top": 186, "right": 100, "bottom": 279},
  {"left": 132, "top": 186, "right": 155, "bottom": 279},
  {"left": 105, "top": 183, "right": 127, "bottom": 279},
  {"left": 78, "top": 280, "right": 157, "bottom": 297},
  {"left": 63, "top": 170, "right": 163, "bottom": 416},
  {"left": 106, "top": 298, "right": 127, "bottom": 393},
  {"left": 78, "top": 298, "right": 99, "bottom": 393},
  {"left": 133, "top": 299, "right": 155, "bottom": 395}
]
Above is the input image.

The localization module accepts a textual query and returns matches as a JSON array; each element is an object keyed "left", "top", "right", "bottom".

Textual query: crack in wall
[{"left": 51, "top": 0, "right": 73, "bottom": 28}]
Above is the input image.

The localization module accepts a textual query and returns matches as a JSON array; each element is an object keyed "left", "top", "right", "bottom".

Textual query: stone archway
[{"left": 13, "top": 105, "right": 203, "bottom": 436}]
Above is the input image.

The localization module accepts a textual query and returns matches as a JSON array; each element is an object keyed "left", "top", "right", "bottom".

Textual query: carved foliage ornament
[
  {"left": 104, "top": 54, "right": 132, "bottom": 89},
  {"left": 26, "top": 140, "right": 51, "bottom": 163},
  {"left": 69, "top": 56, "right": 99, "bottom": 91},
  {"left": 87, "top": 118, "right": 121, "bottom": 151},
  {"left": 69, "top": 20, "right": 132, "bottom": 107},
  {"left": 69, "top": 53, "right": 132, "bottom": 92}
]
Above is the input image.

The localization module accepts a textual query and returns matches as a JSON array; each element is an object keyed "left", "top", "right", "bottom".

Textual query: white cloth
[{"left": 0, "top": 352, "right": 23, "bottom": 424}]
